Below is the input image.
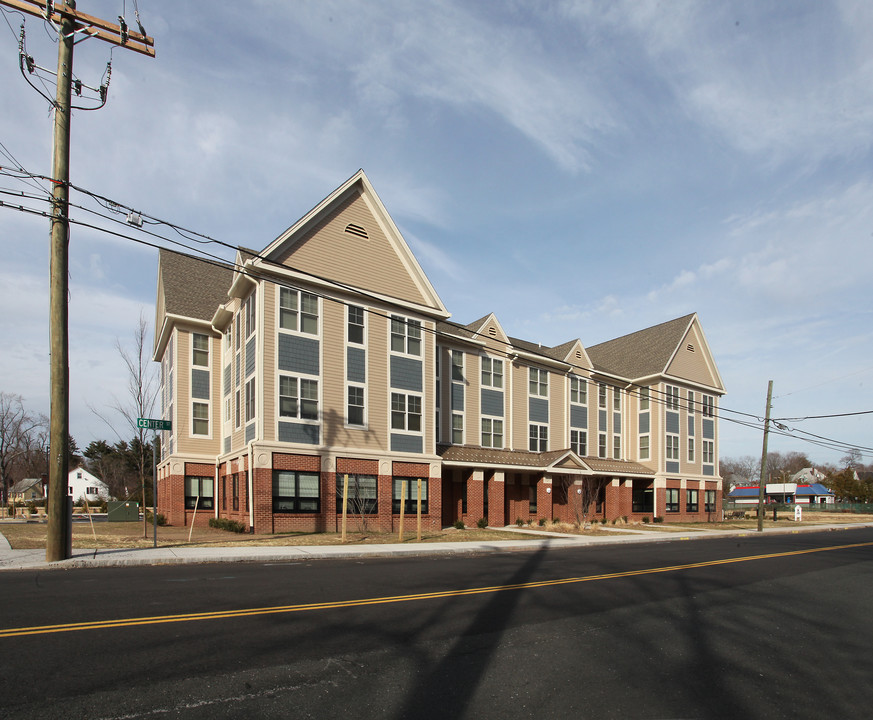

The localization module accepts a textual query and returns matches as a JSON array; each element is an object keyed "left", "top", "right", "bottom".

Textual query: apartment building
[{"left": 154, "top": 170, "right": 725, "bottom": 533}]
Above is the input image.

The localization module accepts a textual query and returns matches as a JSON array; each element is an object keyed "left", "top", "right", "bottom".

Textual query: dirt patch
[{"left": 0, "top": 521, "right": 526, "bottom": 550}]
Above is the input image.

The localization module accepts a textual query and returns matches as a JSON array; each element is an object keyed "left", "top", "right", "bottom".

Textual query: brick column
[
  {"left": 467, "top": 469, "right": 484, "bottom": 525},
  {"left": 487, "top": 471, "right": 505, "bottom": 527}
]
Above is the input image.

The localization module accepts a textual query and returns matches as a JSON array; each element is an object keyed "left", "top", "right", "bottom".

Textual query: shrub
[
  {"left": 476, "top": 517, "right": 488, "bottom": 529},
  {"left": 453, "top": 519, "right": 465, "bottom": 530},
  {"left": 209, "top": 517, "right": 246, "bottom": 533},
  {"left": 642, "top": 516, "right": 650, "bottom": 524},
  {"left": 538, "top": 518, "right": 546, "bottom": 526},
  {"left": 611, "top": 518, "right": 617, "bottom": 525},
  {"left": 516, "top": 517, "right": 524, "bottom": 527},
  {"left": 145, "top": 511, "right": 168, "bottom": 526},
  {"left": 653, "top": 516, "right": 664, "bottom": 523},
  {"left": 600, "top": 517, "right": 607, "bottom": 525},
  {"left": 621, "top": 516, "right": 628, "bottom": 523}
]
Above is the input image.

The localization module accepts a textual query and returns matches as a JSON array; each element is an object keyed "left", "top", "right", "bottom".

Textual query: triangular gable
[
  {"left": 665, "top": 315, "right": 725, "bottom": 392},
  {"left": 259, "top": 170, "right": 447, "bottom": 316},
  {"left": 466, "top": 312, "right": 511, "bottom": 349},
  {"left": 552, "top": 339, "right": 593, "bottom": 371}
]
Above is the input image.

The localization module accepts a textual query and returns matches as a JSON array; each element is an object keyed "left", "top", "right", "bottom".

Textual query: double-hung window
[
  {"left": 279, "top": 376, "right": 318, "bottom": 420},
  {"left": 703, "top": 440, "right": 714, "bottom": 464},
  {"left": 665, "top": 488, "right": 680, "bottom": 513},
  {"left": 347, "top": 305, "right": 365, "bottom": 345},
  {"left": 529, "top": 423, "right": 548, "bottom": 452},
  {"left": 192, "top": 402, "right": 209, "bottom": 436},
  {"left": 686, "top": 489, "right": 699, "bottom": 512},
  {"left": 688, "top": 437, "right": 695, "bottom": 462},
  {"left": 666, "top": 434, "right": 679, "bottom": 461},
  {"left": 529, "top": 368, "right": 548, "bottom": 397},
  {"left": 185, "top": 476, "right": 214, "bottom": 510},
  {"left": 704, "top": 490, "right": 716, "bottom": 512},
  {"left": 245, "top": 378, "right": 255, "bottom": 423},
  {"left": 702, "top": 395, "right": 715, "bottom": 417},
  {"left": 570, "top": 376, "right": 587, "bottom": 405},
  {"left": 393, "top": 477, "right": 428, "bottom": 514},
  {"left": 391, "top": 393, "right": 422, "bottom": 432},
  {"left": 348, "top": 387, "right": 365, "bottom": 426},
  {"left": 279, "top": 288, "right": 319, "bottom": 334},
  {"left": 336, "top": 474, "right": 377, "bottom": 514},
  {"left": 245, "top": 291, "right": 256, "bottom": 337},
  {"left": 192, "top": 334, "right": 209, "bottom": 367},
  {"left": 482, "top": 418, "right": 503, "bottom": 448},
  {"left": 570, "top": 429, "right": 587, "bottom": 456},
  {"left": 666, "top": 385, "right": 680, "bottom": 411},
  {"left": 481, "top": 356, "right": 503, "bottom": 388},
  {"left": 272, "top": 470, "right": 320, "bottom": 513},
  {"left": 390, "top": 315, "right": 421, "bottom": 356}
]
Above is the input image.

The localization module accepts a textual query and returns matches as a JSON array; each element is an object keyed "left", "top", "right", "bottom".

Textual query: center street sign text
[{"left": 137, "top": 418, "right": 172, "bottom": 431}]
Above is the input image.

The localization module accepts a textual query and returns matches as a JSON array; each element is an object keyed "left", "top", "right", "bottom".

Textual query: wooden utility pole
[
  {"left": 0, "top": 0, "right": 154, "bottom": 560},
  {"left": 757, "top": 380, "right": 774, "bottom": 533}
]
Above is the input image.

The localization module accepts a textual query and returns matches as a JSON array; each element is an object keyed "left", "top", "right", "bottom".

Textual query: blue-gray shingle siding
[
  {"left": 347, "top": 347, "right": 366, "bottom": 383},
  {"left": 529, "top": 398, "right": 549, "bottom": 424},
  {"left": 390, "top": 356, "right": 423, "bottom": 392},
  {"left": 278, "top": 334, "right": 320, "bottom": 376}
]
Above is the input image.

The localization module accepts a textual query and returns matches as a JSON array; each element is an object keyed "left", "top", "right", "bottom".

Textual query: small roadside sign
[{"left": 137, "top": 417, "right": 172, "bottom": 431}]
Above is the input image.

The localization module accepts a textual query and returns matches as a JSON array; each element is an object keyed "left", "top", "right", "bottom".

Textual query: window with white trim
[
  {"left": 279, "top": 288, "right": 319, "bottom": 334},
  {"left": 529, "top": 368, "right": 548, "bottom": 397},
  {"left": 451, "top": 350, "right": 464, "bottom": 382},
  {"left": 192, "top": 333, "right": 209, "bottom": 367},
  {"left": 529, "top": 423, "right": 548, "bottom": 452},
  {"left": 666, "top": 434, "right": 680, "bottom": 460},
  {"left": 666, "top": 385, "right": 680, "bottom": 411},
  {"left": 639, "top": 386, "right": 650, "bottom": 411},
  {"left": 702, "top": 395, "right": 715, "bottom": 417},
  {"left": 639, "top": 434, "right": 650, "bottom": 460},
  {"left": 452, "top": 413, "right": 463, "bottom": 444},
  {"left": 245, "top": 378, "right": 255, "bottom": 423},
  {"left": 687, "top": 390, "right": 695, "bottom": 414},
  {"left": 598, "top": 432, "right": 607, "bottom": 458},
  {"left": 279, "top": 376, "right": 318, "bottom": 420},
  {"left": 703, "top": 440, "right": 714, "bottom": 464},
  {"left": 613, "top": 435, "right": 621, "bottom": 460},
  {"left": 391, "top": 393, "right": 422, "bottom": 432},
  {"left": 347, "top": 305, "right": 365, "bottom": 345},
  {"left": 192, "top": 402, "right": 209, "bottom": 436},
  {"left": 481, "top": 417, "right": 503, "bottom": 448},
  {"left": 598, "top": 384, "right": 607, "bottom": 408},
  {"left": 570, "top": 376, "right": 587, "bottom": 405},
  {"left": 245, "top": 290, "right": 256, "bottom": 338},
  {"left": 571, "top": 429, "right": 587, "bottom": 456},
  {"left": 348, "top": 386, "right": 365, "bottom": 426},
  {"left": 481, "top": 356, "right": 503, "bottom": 388},
  {"left": 688, "top": 437, "right": 695, "bottom": 462},
  {"left": 390, "top": 315, "right": 421, "bottom": 356}
]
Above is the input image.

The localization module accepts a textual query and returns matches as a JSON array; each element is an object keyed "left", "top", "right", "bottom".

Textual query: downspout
[{"left": 247, "top": 441, "right": 255, "bottom": 532}]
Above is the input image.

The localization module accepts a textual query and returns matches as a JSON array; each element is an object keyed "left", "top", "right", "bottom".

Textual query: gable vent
[
  {"left": 344, "top": 223, "right": 369, "bottom": 239},
  {"left": 575, "top": 350, "right": 582, "bottom": 359},
  {"left": 687, "top": 344, "right": 695, "bottom": 353},
  {"left": 488, "top": 326, "right": 497, "bottom": 336}
]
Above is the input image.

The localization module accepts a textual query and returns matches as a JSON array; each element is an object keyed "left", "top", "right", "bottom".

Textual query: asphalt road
[{"left": 2, "top": 528, "right": 873, "bottom": 719}]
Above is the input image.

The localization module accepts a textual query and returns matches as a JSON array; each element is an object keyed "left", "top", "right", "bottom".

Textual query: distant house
[
  {"left": 791, "top": 467, "right": 827, "bottom": 485},
  {"left": 10, "top": 477, "right": 45, "bottom": 503},
  {"left": 728, "top": 482, "right": 834, "bottom": 505},
  {"left": 67, "top": 467, "right": 111, "bottom": 503}
]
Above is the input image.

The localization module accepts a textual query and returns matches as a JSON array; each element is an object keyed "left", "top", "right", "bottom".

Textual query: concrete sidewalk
[{"left": 1, "top": 522, "right": 871, "bottom": 571}]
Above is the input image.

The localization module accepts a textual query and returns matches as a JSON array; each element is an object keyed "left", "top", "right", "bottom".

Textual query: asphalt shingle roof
[
  {"left": 159, "top": 250, "right": 234, "bottom": 321},
  {"left": 586, "top": 313, "right": 695, "bottom": 379}
]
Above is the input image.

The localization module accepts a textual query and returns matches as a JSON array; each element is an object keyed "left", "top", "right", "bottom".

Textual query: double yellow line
[{"left": 3, "top": 540, "right": 871, "bottom": 639}]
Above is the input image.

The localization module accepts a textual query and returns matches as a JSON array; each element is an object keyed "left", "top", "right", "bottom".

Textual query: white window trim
[
  {"left": 481, "top": 415, "right": 504, "bottom": 449},
  {"left": 481, "top": 355, "right": 504, "bottom": 389},
  {"left": 390, "top": 391, "right": 424, "bottom": 435},
  {"left": 191, "top": 399, "right": 211, "bottom": 438},
  {"left": 278, "top": 374, "right": 321, "bottom": 424},
  {"left": 389, "top": 314, "right": 422, "bottom": 357},
  {"left": 277, "top": 286, "right": 321, "bottom": 337},
  {"left": 529, "top": 422, "right": 548, "bottom": 452}
]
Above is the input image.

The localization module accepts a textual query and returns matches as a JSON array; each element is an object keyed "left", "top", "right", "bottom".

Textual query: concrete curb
[{"left": 1, "top": 522, "right": 871, "bottom": 572}]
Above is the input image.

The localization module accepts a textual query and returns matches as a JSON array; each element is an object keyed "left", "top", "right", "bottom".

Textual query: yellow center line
[{"left": 2, "top": 540, "right": 871, "bottom": 639}]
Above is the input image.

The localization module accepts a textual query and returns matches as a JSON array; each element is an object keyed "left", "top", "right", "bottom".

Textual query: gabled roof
[
  {"left": 728, "top": 487, "right": 761, "bottom": 498},
  {"left": 158, "top": 250, "right": 234, "bottom": 322},
  {"left": 795, "top": 483, "right": 834, "bottom": 497},
  {"left": 437, "top": 445, "right": 654, "bottom": 477},
  {"left": 257, "top": 169, "right": 448, "bottom": 317},
  {"left": 587, "top": 313, "right": 696, "bottom": 379},
  {"left": 10, "top": 477, "right": 43, "bottom": 494}
]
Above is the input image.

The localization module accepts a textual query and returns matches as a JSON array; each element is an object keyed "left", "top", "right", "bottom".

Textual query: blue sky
[{"left": 1, "top": 0, "right": 871, "bottom": 467}]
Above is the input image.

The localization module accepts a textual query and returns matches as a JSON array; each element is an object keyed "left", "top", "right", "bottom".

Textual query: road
[{"left": 2, "top": 528, "right": 872, "bottom": 719}]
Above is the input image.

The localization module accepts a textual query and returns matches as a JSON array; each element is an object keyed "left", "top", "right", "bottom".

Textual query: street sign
[{"left": 137, "top": 417, "right": 172, "bottom": 431}]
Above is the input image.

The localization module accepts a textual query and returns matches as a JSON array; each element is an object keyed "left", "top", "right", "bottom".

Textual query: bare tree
[
  {"left": 90, "top": 314, "right": 159, "bottom": 536},
  {"left": 0, "top": 393, "right": 47, "bottom": 505}
]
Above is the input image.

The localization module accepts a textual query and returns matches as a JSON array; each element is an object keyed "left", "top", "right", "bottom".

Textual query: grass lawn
[{"left": 0, "top": 520, "right": 528, "bottom": 550}]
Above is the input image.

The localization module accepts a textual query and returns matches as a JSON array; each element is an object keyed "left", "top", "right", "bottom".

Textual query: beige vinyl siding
[
  {"left": 467, "top": 354, "right": 480, "bottom": 446},
  {"left": 175, "top": 329, "right": 222, "bottom": 457},
  {"left": 262, "top": 285, "right": 276, "bottom": 442},
  {"left": 666, "top": 324, "right": 719, "bottom": 388},
  {"left": 274, "top": 192, "right": 430, "bottom": 309},
  {"left": 322, "top": 295, "right": 345, "bottom": 447},
  {"left": 510, "top": 361, "right": 528, "bottom": 451},
  {"left": 549, "top": 372, "right": 562, "bottom": 449}
]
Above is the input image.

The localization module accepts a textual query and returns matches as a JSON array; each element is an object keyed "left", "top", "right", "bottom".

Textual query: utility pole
[
  {"left": 757, "top": 380, "right": 774, "bottom": 533},
  {"left": 1, "top": 0, "right": 154, "bottom": 561}
]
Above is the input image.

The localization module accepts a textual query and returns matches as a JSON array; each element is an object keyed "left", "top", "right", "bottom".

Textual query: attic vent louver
[
  {"left": 488, "top": 326, "right": 496, "bottom": 336},
  {"left": 345, "top": 223, "right": 369, "bottom": 239},
  {"left": 687, "top": 344, "right": 695, "bottom": 352},
  {"left": 575, "top": 350, "right": 582, "bottom": 359}
]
